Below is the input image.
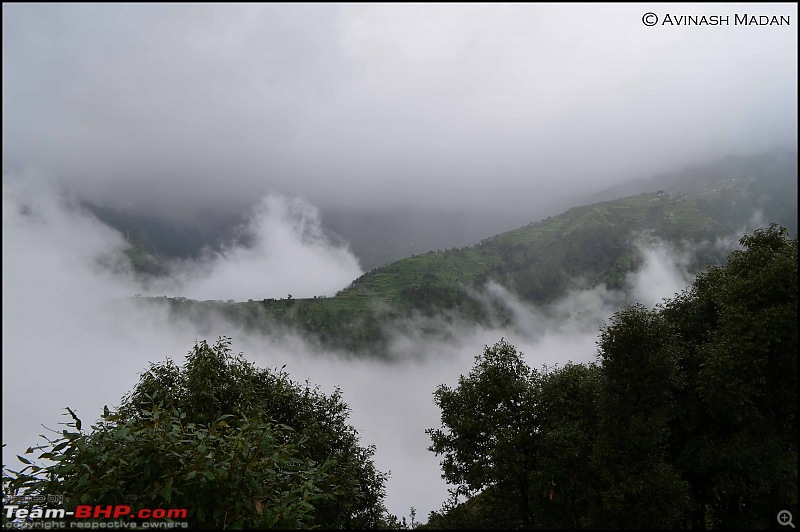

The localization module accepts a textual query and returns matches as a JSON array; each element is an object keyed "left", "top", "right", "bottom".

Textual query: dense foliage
[
  {"left": 427, "top": 339, "right": 542, "bottom": 527},
  {"left": 427, "top": 225, "right": 797, "bottom": 528},
  {"left": 4, "top": 338, "right": 390, "bottom": 529}
]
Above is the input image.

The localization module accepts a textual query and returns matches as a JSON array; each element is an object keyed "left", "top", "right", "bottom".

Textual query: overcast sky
[{"left": 3, "top": 3, "right": 797, "bottom": 221}]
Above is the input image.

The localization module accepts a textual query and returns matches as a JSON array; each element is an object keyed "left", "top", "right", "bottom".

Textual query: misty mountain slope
[
  {"left": 122, "top": 235, "right": 169, "bottom": 278},
  {"left": 340, "top": 192, "right": 719, "bottom": 304},
  {"left": 85, "top": 200, "right": 250, "bottom": 262},
  {"left": 142, "top": 154, "right": 796, "bottom": 355},
  {"left": 582, "top": 149, "right": 797, "bottom": 232},
  {"left": 320, "top": 207, "right": 540, "bottom": 271},
  {"left": 320, "top": 149, "right": 797, "bottom": 270},
  {"left": 93, "top": 151, "right": 795, "bottom": 280}
]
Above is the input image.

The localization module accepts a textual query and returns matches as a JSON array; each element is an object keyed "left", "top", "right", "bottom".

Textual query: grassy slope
[
  {"left": 145, "top": 152, "right": 797, "bottom": 354},
  {"left": 156, "top": 193, "right": 726, "bottom": 352}
]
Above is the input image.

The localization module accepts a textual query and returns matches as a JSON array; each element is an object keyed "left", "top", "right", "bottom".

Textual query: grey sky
[{"left": 3, "top": 3, "right": 796, "bottom": 221}]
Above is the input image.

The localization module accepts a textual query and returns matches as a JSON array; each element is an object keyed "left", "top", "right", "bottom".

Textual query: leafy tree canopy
[
  {"left": 4, "top": 338, "right": 390, "bottom": 529},
  {"left": 427, "top": 225, "right": 797, "bottom": 529}
]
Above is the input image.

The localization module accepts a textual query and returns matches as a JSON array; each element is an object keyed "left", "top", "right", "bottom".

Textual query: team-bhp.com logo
[
  {"left": 4, "top": 505, "right": 188, "bottom": 528},
  {"left": 6, "top": 505, "right": 187, "bottom": 520}
]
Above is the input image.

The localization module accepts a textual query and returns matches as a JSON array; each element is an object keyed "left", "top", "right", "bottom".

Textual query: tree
[
  {"left": 427, "top": 225, "right": 797, "bottom": 529},
  {"left": 4, "top": 338, "right": 389, "bottom": 529},
  {"left": 426, "top": 339, "right": 540, "bottom": 528},
  {"left": 534, "top": 362, "right": 602, "bottom": 529},
  {"left": 592, "top": 304, "right": 690, "bottom": 528},
  {"left": 591, "top": 224, "right": 797, "bottom": 529},
  {"left": 426, "top": 347, "right": 604, "bottom": 530},
  {"left": 660, "top": 224, "right": 798, "bottom": 529}
]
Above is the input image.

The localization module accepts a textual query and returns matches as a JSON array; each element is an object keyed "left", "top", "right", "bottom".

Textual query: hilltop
[{"left": 136, "top": 150, "right": 797, "bottom": 354}]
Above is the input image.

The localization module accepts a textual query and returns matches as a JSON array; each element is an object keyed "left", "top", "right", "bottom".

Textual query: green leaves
[
  {"left": 428, "top": 226, "right": 797, "bottom": 529},
  {"left": 427, "top": 340, "right": 541, "bottom": 527},
  {"left": 3, "top": 337, "right": 390, "bottom": 529}
]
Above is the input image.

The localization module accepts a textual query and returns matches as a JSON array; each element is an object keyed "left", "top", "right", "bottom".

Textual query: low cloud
[
  {"left": 153, "top": 195, "right": 363, "bottom": 301},
  {"left": 4, "top": 4, "right": 796, "bottom": 221},
  {"left": 3, "top": 177, "right": 190, "bottom": 476},
  {"left": 3, "top": 177, "right": 737, "bottom": 519},
  {"left": 627, "top": 240, "right": 694, "bottom": 309}
]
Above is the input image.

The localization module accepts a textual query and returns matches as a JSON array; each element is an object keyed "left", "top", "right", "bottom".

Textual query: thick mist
[
  {"left": 149, "top": 195, "right": 363, "bottom": 301},
  {"left": 3, "top": 3, "right": 797, "bottom": 224},
  {"left": 3, "top": 178, "right": 744, "bottom": 518}
]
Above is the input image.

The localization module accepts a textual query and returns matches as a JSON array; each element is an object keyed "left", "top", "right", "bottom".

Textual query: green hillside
[
  {"left": 142, "top": 152, "right": 797, "bottom": 354},
  {"left": 123, "top": 236, "right": 169, "bottom": 278}
]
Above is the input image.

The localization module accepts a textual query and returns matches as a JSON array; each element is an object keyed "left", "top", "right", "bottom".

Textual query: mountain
[
  {"left": 85, "top": 201, "right": 249, "bottom": 262},
  {"left": 326, "top": 149, "right": 798, "bottom": 271},
  {"left": 88, "top": 150, "right": 797, "bottom": 274},
  {"left": 137, "top": 150, "right": 797, "bottom": 354},
  {"left": 320, "top": 206, "right": 549, "bottom": 271},
  {"left": 122, "top": 234, "right": 170, "bottom": 278},
  {"left": 581, "top": 149, "right": 797, "bottom": 234}
]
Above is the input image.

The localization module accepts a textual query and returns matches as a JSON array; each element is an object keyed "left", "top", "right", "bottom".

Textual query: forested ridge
[{"left": 138, "top": 150, "right": 797, "bottom": 354}]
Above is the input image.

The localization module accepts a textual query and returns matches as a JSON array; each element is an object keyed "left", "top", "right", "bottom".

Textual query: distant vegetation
[{"left": 139, "top": 150, "right": 797, "bottom": 354}]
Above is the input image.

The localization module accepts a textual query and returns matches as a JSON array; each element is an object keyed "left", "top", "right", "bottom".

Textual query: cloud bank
[
  {"left": 3, "top": 177, "right": 716, "bottom": 519},
  {"left": 152, "top": 195, "right": 363, "bottom": 301},
  {"left": 3, "top": 3, "right": 797, "bottom": 222}
]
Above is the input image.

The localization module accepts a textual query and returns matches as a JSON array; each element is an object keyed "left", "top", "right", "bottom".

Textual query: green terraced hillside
[{"left": 140, "top": 151, "right": 797, "bottom": 354}]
